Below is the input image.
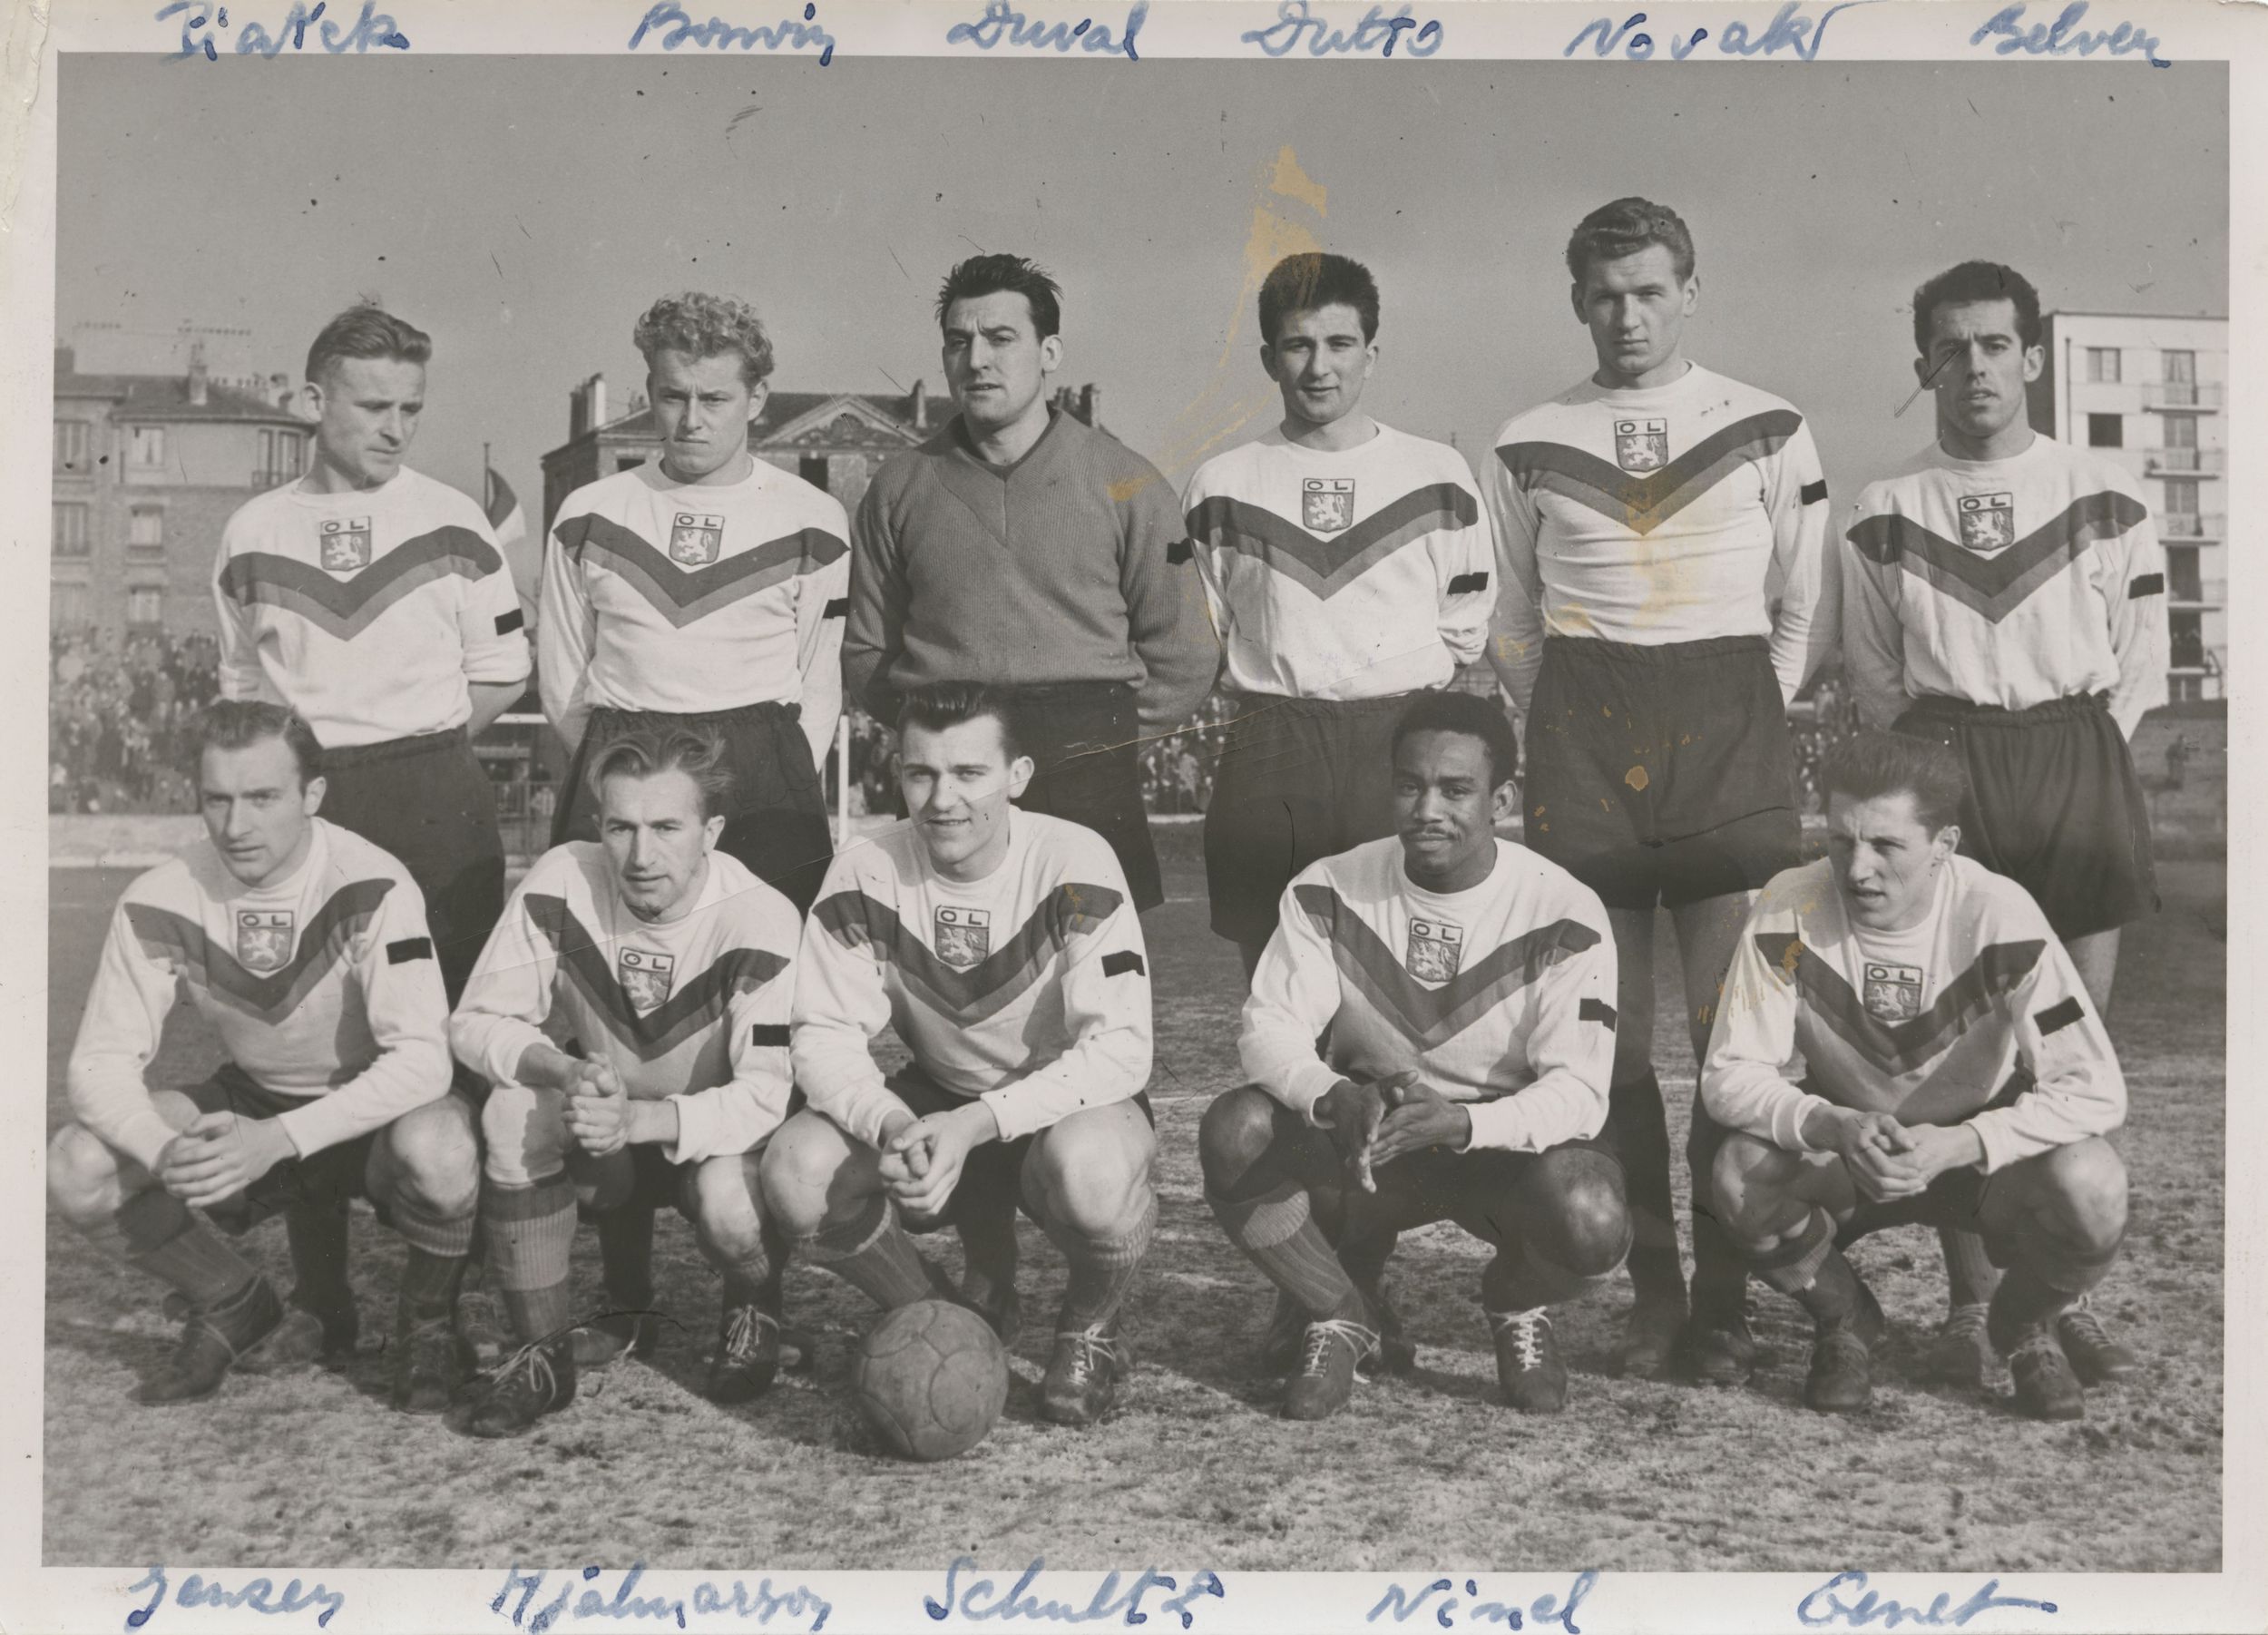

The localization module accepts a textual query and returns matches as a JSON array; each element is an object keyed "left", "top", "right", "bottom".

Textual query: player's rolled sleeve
[
  {"left": 1840, "top": 502, "right": 1913, "bottom": 732},
  {"left": 1118, "top": 461, "right": 1219, "bottom": 732},
  {"left": 1461, "top": 924, "right": 1615, "bottom": 1152},
  {"left": 1481, "top": 448, "right": 1547, "bottom": 718},
  {"left": 1763, "top": 421, "right": 1837, "bottom": 706},
  {"left": 66, "top": 905, "right": 191, "bottom": 1174},
  {"left": 448, "top": 879, "right": 562, "bottom": 1089},
  {"left": 536, "top": 518, "right": 600, "bottom": 751},
  {"left": 1239, "top": 882, "right": 1353, "bottom": 1122},
  {"left": 1699, "top": 919, "right": 1839, "bottom": 1152},
  {"left": 791, "top": 890, "right": 907, "bottom": 1150},
  {"left": 2103, "top": 495, "right": 2167, "bottom": 739},
  {"left": 1967, "top": 945, "right": 2127, "bottom": 1172},
  {"left": 1434, "top": 478, "right": 1498, "bottom": 671},
  {"left": 458, "top": 525, "right": 534, "bottom": 686},
  {"left": 842, "top": 483, "right": 908, "bottom": 722},
  {"left": 795, "top": 526, "right": 852, "bottom": 771},
  {"left": 980, "top": 888, "right": 1152, "bottom": 1141},
  {"left": 667, "top": 952, "right": 799, "bottom": 1164},
  {"left": 275, "top": 877, "right": 453, "bottom": 1157}
]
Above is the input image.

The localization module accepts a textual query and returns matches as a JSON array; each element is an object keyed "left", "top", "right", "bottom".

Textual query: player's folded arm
[
  {"left": 667, "top": 974, "right": 799, "bottom": 1164},
  {"left": 1698, "top": 926, "right": 1833, "bottom": 1154},
  {"left": 1237, "top": 891, "right": 1350, "bottom": 1126},
  {"left": 1968, "top": 959, "right": 2129, "bottom": 1173},
  {"left": 1466, "top": 932, "right": 1618, "bottom": 1154}
]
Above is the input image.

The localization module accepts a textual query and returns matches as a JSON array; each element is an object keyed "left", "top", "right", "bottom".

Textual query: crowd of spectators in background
[{"left": 49, "top": 631, "right": 221, "bottom": 815}]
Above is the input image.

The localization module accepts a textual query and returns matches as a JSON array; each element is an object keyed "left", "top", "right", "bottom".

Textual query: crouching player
[
  {"left": 50, "top": 701, "right": 476, "bottom": 1409},
  {"left": 449, "top": 725, "right": 802, "bottom": 1436},
  {"left": 766, "top": 682, "right": 1157, "bottom": 1426},
  {"left": 1201, "top": 692, "right": 1629, "bottom": 1420},
  {"left": 1700, "top": 732, "right": 2127, "bottom": 1420}
]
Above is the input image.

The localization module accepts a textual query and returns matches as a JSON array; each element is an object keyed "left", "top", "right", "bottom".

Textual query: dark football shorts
[
  {"left": 1203, "top": 691, "right": 1411, "bottom": 948},
  {"left": 318, "top": 727, "right": 503, "bottom": 1004},
  {"left": 994, "top": 680, "right": 1162, "bottom": 914},
  {"left": 1523, "top": 634, "right": 1802, "bottom": 912},
  {"left": 886, "top": 1065, "right": 1153, "bottom": 1236},
  {"left": 1893, "top": 692, "right": 2158, "bottom": 941},
  {"left": 178, "top": 1064, "right": 470, "bottom": 1238},
  {"left": 557, "top": 698, "right": 833, "bottom": 917}
]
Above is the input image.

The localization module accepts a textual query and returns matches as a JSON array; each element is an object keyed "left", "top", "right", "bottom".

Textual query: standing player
[
  {"left": 765, "top": 683, "right": 1158, "bottom": 1426},
  {"left": 542, "top": 292, "right": 847, "bottom": 917},
  {"left": 48, "top": 702, "right": 477, "bottom": 1410},
  {"left": 449, "top": 725, "right": 803, "bottom": 1435},
  {"left": 1842, "top": 260, "right": 2159, "bottom": 1386},
  {"left": 213, "top": 305, "right": 526, "bottom": 1358},
  {"left": 1485, "top": 199, "right": 1836, "bottom": 1383},
  {"left": 1200, "top": 692, "right": 1628, "bottom": 1419},
  {"left": 1702, "top": 732, "right": 2127, "bottom": 1420},
  {"left": 841, "top": 254, "right": 1217, "bottom": 913}
]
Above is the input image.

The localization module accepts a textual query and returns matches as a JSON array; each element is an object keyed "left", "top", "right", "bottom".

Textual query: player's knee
[
  {"left": 382, "top": 1100, "right": 480, "bottom": 1219},
  {"left": 688, "top": 1153, "right": 766, "bottom": 1257},
  {"left": 2043, "top": 1138, "right": 2128, "bottom": 1254},
  {"left": 1540, "top": 1154, "right": 1632, "bottom": 1274},
  {"left": 46, "top": 1122, "right": 125, "bottom": 1223},
  {"left": 1198, "top": 1086, "right": 1278, "bottom": 1192},
  {"left": 1711, "top": 1135, "right": 1790, "bottom": 1241},
  {"left": 758, "top": 1112, "right": 856, "bottom": 1238},
  {"left": 1028, "top": 1116, "right": 1152, "bottom": 1238}
]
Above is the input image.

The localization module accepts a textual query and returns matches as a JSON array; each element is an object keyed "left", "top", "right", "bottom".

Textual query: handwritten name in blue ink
[
  {"left": 924, "top": 1557, "right": 1227, "bottom": 1628},
  {"left": 1797, "top": 1572, "right": 2058, "bottom": 1629},
  {"left": 1563, "top": 0, "right": 1872, "bottom": 61},
  {"left": 1970, "top": 3, "right": 2165, "bottom": 65},
  {"left": 1367, "top": 1571, "right": 1597, "bottom": 1631},
  {"left": 124, "top": 1566, "right": 346, "bottom": 1630},
  {"left": 945, "top": 1, "right": 1149, "bottom": 60},
  {"left": 630, "top": 3, "right": 836, "bottom": 64},
  {"left": 158, "top": 0, "right": 407, "bottom": 60},
  {"left": 1240, "top": 1, "right": 1444, "bottom": 58},
  {"left": 490, "top": 1566, "right": 833, "bottom": 1634}
]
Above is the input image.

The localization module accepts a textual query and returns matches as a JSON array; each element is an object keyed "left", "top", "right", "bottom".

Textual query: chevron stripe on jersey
[
  {"left": 1844, "top": 490, "right": 2148, "bottom": 625},
  {"left": 218, "top": 527, "right": 503, "bottom": 641},
  {"left": 556, "top": 512, "right": 849, "bottom": 631},
  {"left": 127, "top": 878, "right": 393, "bottom": 1024},
  {"left": 1187, "top": 483, "right": 1480, "bottom": 600},
  {"left": 1759, "top": 931, "right": 2045, "bottom": 1077},
  {"left": 1498, "top": 410, "right": 1800, "bottom": 538},
  {"left": 1293, "top": 882, "right": 1600, "bottom": 1050},
  {"left": 816, "top": 881, "right": 1123, "bottom": 1024},
  {"left": 523, "top": 893, "right": 790, "bottom": 1062}
]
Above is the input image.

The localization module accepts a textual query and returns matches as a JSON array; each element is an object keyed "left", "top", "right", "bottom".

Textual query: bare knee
[
  {"left": 758, "top": 1111, "right": 864, "bottom": 1238},
  {"left": 1027, "top": 1109, "right": 1153, "bottom": 1238},
  {"left": 1535, "top": 1151, "right": 1632, "bottom": 1274},
  {"left": 2040, "top": 1138, "right": 2127, "bottom": 1254},
  {"left": 380, "top": 1099, "right": 480, "bottom": 1219},
  {"left": 1711, "top": 1135, "right": 1795, "bottom": 1243},
  {"left": 687, "top": 1152, "right": 767, "bottom": 1259},
  {"left": 1198, "top": 1086, "right": 1280, "bottom": 1194},
  {"left": 47, "top": 1123, "right": 133, "bottom": 1223}
]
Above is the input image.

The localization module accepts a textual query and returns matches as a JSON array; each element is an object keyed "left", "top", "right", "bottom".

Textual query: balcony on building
[
  {"left": 2159, "top": 512, "right": 2226, "bottom": 541},
  {"left": 2140, "top": 380, "right": 2223, "bottom": 411},
  {"left": 2143, "top": 447, "right": 2225, "bottom": 475}
]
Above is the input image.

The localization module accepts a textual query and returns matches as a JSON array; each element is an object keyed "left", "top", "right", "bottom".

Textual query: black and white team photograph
[{"left": 5, "top": 5, "right": 2254, "bottom": 1628}]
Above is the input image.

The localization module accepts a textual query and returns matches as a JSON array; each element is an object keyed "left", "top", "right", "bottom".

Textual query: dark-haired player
[
  {"left": 50, "top": 701, "right": 476, "bottom": 1410},
  {"left": 449, "top": 725, "right": 803, "bottom": 1435},
  {"left": 1201, "top": 691, "right": 1628, "bottom": 1420},
  {"left": 212, "top": 304, "right": 527, "bottom": 1360},
  {"left": 841, "top": 254, "right": 1217, "bottom": 912},
  {"left": 767, "top": 682, "right": 1157, "bottom": 1426},
  {"left": 542, "top": 291, "right": 848, "bottom": 917},
  {"left": 1842, "top": 260, "right": 2160, "bottom": 1386},
  {"left": 1485, "top": 199, "right": 1836, "bottom": 1383},
  {"left": 1702, "top": 731, "right": 2126, "bottom": 1421}
]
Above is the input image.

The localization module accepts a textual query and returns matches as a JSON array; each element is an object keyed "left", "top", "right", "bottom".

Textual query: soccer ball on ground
[{"left": 851, "top": 1298, "right": 1010, "bottom": 1462}]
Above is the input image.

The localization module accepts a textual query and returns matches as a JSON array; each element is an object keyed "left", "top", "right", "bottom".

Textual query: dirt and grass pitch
[{"left": 42, "top": 827, "right": 2224, "bottom": 1571}]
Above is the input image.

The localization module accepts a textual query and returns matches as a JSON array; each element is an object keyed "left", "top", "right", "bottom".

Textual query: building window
[
  {"left": 50, "top": 581, "right": 92, "bottom": 631},
  {"left": 2163, "top": 350, "right": 2195, "bottom": 385},
  {"left": 2086, "top": 348, "right": 2122, "bottom": 384},
  {"left": 2163, "top": 415, "right": 2197, "bottom": 451},
  {"left": 125, "top": 586, "right": 165, "bottom": 631},
  {"left": 2163, "top": 478, "right": 2199, "bottom": 517},
  {"left": 800, "top": 455, "right": 830, "bottom": 493},
  {"left": 2168, "top": 611, "right": 2204, "bottom": 671},
  {"left": 257, "top": 427, "right": 306, "bottom": 485},
  {"left": 54, "top": 418, "right": 91, "bottom": 473},
  {"left": 2169, "top": 674, "right": 2204, "bottom": 703},
  {"left": 130, "top": 426, "right": 167, "bottom": 468},
  {"left": 129, "top": 507, "right": 164, "bottom": 559},
  {"left": 52, "top": 503, "right": 91, "bottom": 559},
  {"left": 2165, "top": 545, "right": 2200, "bottom": 603},
  {"left": 616, "top": 455, "right": 647, "bottom": 473},
  {"left": 2087, "top": 413, "right": 2122, "bottom": 448}
]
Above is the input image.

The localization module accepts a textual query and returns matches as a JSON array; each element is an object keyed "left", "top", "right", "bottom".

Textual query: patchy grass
[{"left": 43, "top": 837, "right": 2224, "bottom": 1571}]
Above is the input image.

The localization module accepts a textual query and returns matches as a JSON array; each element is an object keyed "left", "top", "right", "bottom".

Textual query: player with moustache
[
  {"left": 449, "top": 726, "right": 804, "bottom": 1436},
  {"left": 1201, "top": 692, "right": 1630, "bottom": 1420},
  {"left": 766, "top": 683, "right": 1158, "bottom": 1427},
  {"left": 210, "top": 304, "right": 525, "bottom": 1365},
  {"left": 1484, "top": 199, "right": 1837, "bottom": 1385},
  {"left": 542, "top": 292, "right": 848, "bottom": 917},
  {"left": 1701, "top": 732, "right": 2128, "bottom": 1421},
  {"left": 841, "top": 255, "right": 1217, "bottom": 915},
  {"left": 49, "top": 701, "right": 478, "bottom": 1411},
  {"left": 1181, "top": 250, "right": 1498, "bottom": 1377},
  {"left": 1841, "top": 261, "right": 2161, "bottom": 1388}
]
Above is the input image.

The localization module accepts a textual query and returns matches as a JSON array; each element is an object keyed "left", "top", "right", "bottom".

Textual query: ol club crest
[
  {"left": 1614, "top": 418, "right": 1669, "bottom": 474},
  {"left": 1302, "top": 477, "right": 1355, "bottom": 534},
  {"left": 618, "top": 946, "right": 677, "bottom": 1013},
  {"left": 934, "top": 906, "right": 992, "bottom": 971},
  {"left": 318, "top": 517, "right": 373, "bottom": 572},
  {"left": 1862, "top": 960, "right": 1924, "bottom": 1023},
  {"left": 1958, "top": 493, "right": 2016, "bottom": 554},
  {"left": 236, "top": 909, "right": 296, "bottom": 974},
  {"left": 669, "top": 512, "right": 726, "bottom": 566},
  {"left": 1406, "top": 916, "right": 1464, "bottom": 984}
]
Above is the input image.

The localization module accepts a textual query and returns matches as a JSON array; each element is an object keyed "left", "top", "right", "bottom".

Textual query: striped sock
[
  {"left": 485, "top": 1173, "right": 578, "bottom": 1344},
  {"left": 1207, "top": 1179, "right": 1356, "bottom": 1319},
  {"left": 1752, "top": 1207, "right": 1861, "bottom": 1329},
  {"left": 398, "top": 1247, "right": 468, "bottom": 1325},
  {"left": 1938, "top": 1226, "right": 2001, "bottom": 1308},
  {"left": 387, "top": 1190, "right": 476, "bottom": 1261},
  {"left": 1053, "top": 1191, "right": 1157, "bottom": 1332},
  {"left": 83, "top": 1188, "right": 258, "bottom": 1307},
  {"left": 804, "top": 1197, "right": 939, "bottom": 1310}
]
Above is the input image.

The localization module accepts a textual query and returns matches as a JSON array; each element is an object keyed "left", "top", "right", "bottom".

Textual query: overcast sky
[{"left": 56, "top": 54, "right": 2226, "bottom": 515}]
